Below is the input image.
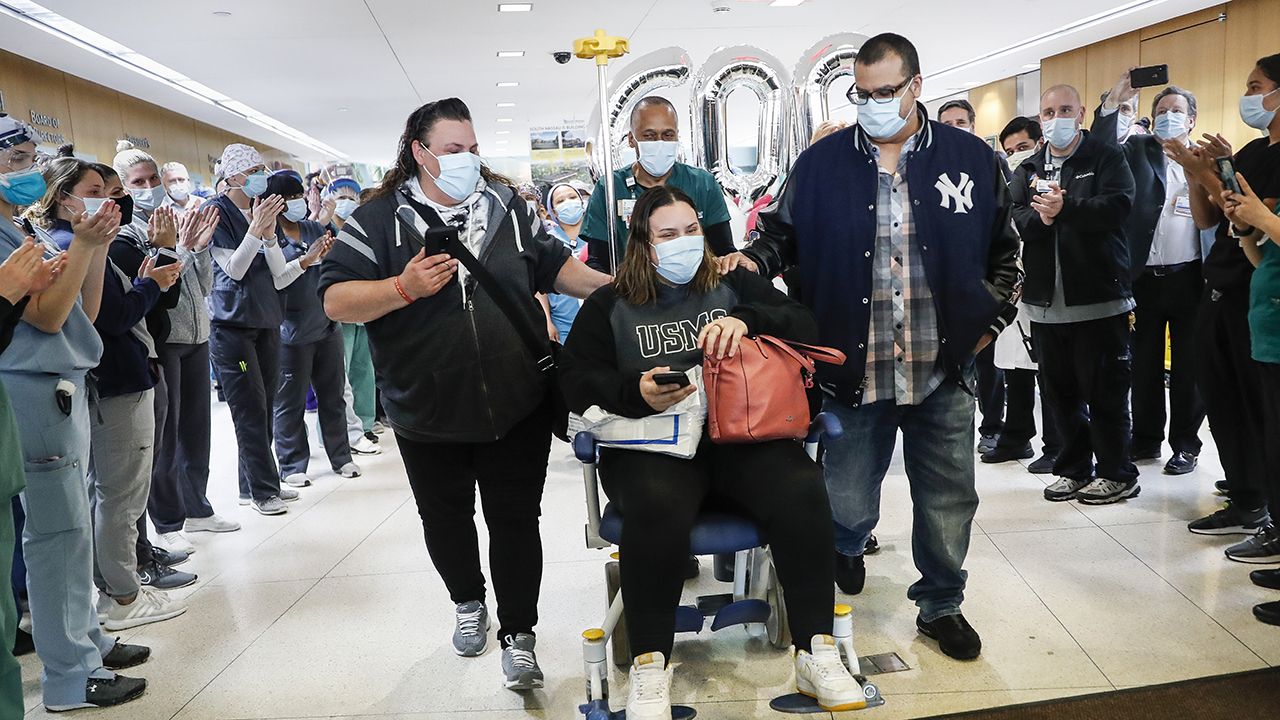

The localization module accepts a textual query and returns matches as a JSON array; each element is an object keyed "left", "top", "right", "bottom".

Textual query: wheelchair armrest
[
  {"left": 573, "top": 431, "right": 598, "bottom": 463},
  {"left": 806, "top": 412, "right": 843, "bottom": 443}
]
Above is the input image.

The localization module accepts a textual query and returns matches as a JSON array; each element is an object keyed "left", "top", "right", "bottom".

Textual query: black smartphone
[
  {"left": 424, "top": 225, "right": 459, "bottom": 257},
  {"left": 652, "top": 371, "right": 690, "bottom": 387},
  {"left": 154, "top": 247, "right": 179, "bottom": 267},
  {"left": 1216, "top": 156, "right": 1242, "bottom": 195},
  {"left": 1129, "top": 64, "right": 1169, "bottom": 89}
]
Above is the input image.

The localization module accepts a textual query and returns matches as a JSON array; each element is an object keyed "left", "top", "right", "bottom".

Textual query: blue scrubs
[{"left": 547, "top": 224, "right": 581, "bottom": 341}]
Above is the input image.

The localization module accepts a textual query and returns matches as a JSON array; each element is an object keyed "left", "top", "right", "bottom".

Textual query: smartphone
[
  {"left": 652, "top": 371, "right": 690, "bottom": 387},
  {"left": 154, "top": 247, "right": 180, "bottom": 267},
  {"left": 1216, "top": 156, "right": 1242, "bottom": 195},
  {"left": 424, "top": 225, "right": 459, "bottom": 257},
  {"left": 1129, "top": 64, "right": 1169, "bottom": 89}
]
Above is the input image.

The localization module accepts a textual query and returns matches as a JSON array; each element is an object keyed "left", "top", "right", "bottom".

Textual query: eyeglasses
[{"left": 848, "top": 77, "right": 913, "bottom": 106}]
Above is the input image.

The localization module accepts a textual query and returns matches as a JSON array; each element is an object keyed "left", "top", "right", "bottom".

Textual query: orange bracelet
[{"left": 393, "top": 276, "right": 413, "bottom": 304}]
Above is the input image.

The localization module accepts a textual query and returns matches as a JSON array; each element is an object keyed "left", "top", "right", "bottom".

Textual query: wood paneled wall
[
  {"left": 970, "top": 77, "right": 1018, "bottom": 140},
  {"left": 0, "top": 47, "right": 301, "bottom": 180},
  {"left": 1039, "top": 0, "right": 1279, "bottom": 151}
]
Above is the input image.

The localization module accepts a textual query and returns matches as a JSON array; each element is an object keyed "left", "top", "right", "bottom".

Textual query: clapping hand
[
  {"left": 248, "top": 195, "right": 285, "bottom": 239},
  {"left": 1031, "top": 182, "right": 1064, "bottom": 225},
  {"left": 72, "top": 199, "right": 121, "bottom": 248},
  {"left": 300, "top": 233, "right": 334, "bottom": 268},
  {"left": 0, "top": 237, "right": 45, "bottom": 303},
  {"left": 316, "top": 197, "right": 336, "bottom": 226},
  {"left": 148, "top": 205, "right": 179, "bottom": 249},
  {"left": 179, "top": 205, "right": 219, "bottom": 252}
]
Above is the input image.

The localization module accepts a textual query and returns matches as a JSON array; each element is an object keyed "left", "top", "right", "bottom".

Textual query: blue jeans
[{"left": 821, "top": 374, "right": 979, "bottom": 623}]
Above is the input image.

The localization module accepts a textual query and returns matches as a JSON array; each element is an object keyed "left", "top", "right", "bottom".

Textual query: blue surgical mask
[
  {"left": 653, "top": 234, "right": 705, "bottom": 285},
  {"left": 857, "top": 86, "right": 913, "bottom": 140},
  {"left": 241, "top": 172, "right": 268, "bottom": 198},
  {"left": 0, "top": 165, "right": 47, "bottom": 206},
  {"left": 334, "top": 198, "right": 357, "bottom": 219},
  {"left": 424, "top": 146, "right": 482, "bottom": 202},
  {"left": 1240, "top": 89, "right": 1279, "bottom": 130},
  {"left": 1153, "top": 111, "right": 1189, "bottom": 140},
  {"left": 284, "top": 198, "right": 308, "bottom": 222},
  {"left": 1042, "top": 117, "right": 1080, "bottom": 149},
  {"left": 555, "top": 198, "right": 584, "bottom": 225},
  {"left": 130, "top": 184, "right": 165, "bottom": 212},
  {"left": 636, "top": 141, "right": 679, "bottom": 177}
]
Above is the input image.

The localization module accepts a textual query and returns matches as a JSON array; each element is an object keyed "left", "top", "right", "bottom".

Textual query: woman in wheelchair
[{"left": 561, "top": 185, "right": 865, "bottom": 716}]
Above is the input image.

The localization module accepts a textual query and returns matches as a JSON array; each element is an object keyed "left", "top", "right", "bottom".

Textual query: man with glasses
[{"left": 722, "top": 33, "right": 1020, "bottom": 661}]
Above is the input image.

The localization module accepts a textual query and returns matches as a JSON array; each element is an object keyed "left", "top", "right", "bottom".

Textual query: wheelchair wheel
[
  {"left": 605, "top": 561, "right": 631, "bottom": 668},
  {"left": 764, "top": 552, "right": 791, "bottom": 650}
]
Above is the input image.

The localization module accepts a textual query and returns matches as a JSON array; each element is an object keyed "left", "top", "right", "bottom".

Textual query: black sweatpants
[
  {"left": 1196, "top": 287, "right": 1270, "bottom": 511},
  {"left": 397, "top": 403, "right": 552, "bottom": 645},
  {"left": 1032, "top": 314, "right": 1138, "bottom": 484},
  {"left": 149, "top": 342, "right": 214, "bottom": 533},
  {"left": 274, "top": 331, "right": 352, "bottom": 479},
  {"left": 1258, "top": 363, "right": 1280, "bottom": 510},
  {"left": 210, "top": 324, "right": 282, "bottom": 502},
  {"left": 599, "top": 437, "right": 836, "bottom": 659},
  {"left": 975, "top": 343, "right": 1005, "bottom": 437},
  {"left": 996, "top": 368, "right": 1062, "bottom": 457},
  {"left": 1131, "top": 264, "right": 1206, "bottom": 455}
]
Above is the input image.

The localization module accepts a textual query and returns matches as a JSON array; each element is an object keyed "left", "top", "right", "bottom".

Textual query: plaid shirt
[{"left": 860, "top": 129, "right": 945, "bottom": 406}]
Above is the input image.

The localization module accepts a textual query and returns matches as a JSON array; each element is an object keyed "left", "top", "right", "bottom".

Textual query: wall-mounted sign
[
  {"left": 29, "top": 110, "right": 59, "bottom": 128},
  {"left": 125, "top": 133, "right": 150, "bottom": 149}
]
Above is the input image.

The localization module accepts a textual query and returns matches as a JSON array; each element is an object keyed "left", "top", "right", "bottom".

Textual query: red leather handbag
[{"left": 703, "top": 335, "right": 846, "bottom": 443}]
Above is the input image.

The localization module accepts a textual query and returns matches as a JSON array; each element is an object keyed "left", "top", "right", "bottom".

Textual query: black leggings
[
  {"left": 599, "top": 438, "right": 836, "bottom": 659},
  {"left": 396, "top": 404, "right": 551, "bottom": 645}
]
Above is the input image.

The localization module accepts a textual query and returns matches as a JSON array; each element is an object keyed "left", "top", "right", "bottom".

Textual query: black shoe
[
  {"left": 1131, "top": 443, "right": 1161, "bottom": 460},
  {"left": 45, "top": 675, "right": 146, "bottom": 712},
  {"left": 917, "top": 613, "right": 982, "bottom": 660},
  {"left": 1254, "top": 600, "right": 1280, "bottom": 626},
  {"left": 12, "top": 627, "right": 34, "bottom": 656},
  {"left": 150, "top": 545, "right": 188, "bottom": 568},
  {"left": 976, "top": 433, "right": 999, "bottom": 454},
  {"left": 684, "top": 555, "right": 700, "bottom": 580},
  {"left": 835, "top": 551, "right": 865, "bottom": 595},
  {"left": 1164, "top": 452, "right": 1198, "bottom": 475},
  {"left": 981, "top": 442, "right": 1033, "bottom": 464},
  {"left": 1028, "top": 454, "right": 1057, "bottom": 474},
  {"left": 364, "top": 430, "right": 380, "bottom": 444},
  {"left": 138, "top": 560, "right": 197, "bottom": 590},
  {"left": 864, "top": 534, "right": 880, "bottom": 555},
  {"left": 1250, "top": 568, "right": 1280, "bottom": 590},
  {"left": 1215, "top": 480, "right": 1230, "bottom": 495},
  {"left": 102, "top": 640, "right": 151, "bottom": 670}
]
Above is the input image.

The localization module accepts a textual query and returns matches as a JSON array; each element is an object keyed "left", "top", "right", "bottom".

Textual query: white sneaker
[
  {"left": 626, "top": 652, "right": 673, "bottom": 720},
  {"left": 156, "top": 531, "right": 195, "bottom": 555},
  {"left": 338, "top": 462, "right": 362, "bottom": 478},
  {"left": 96, "top": 593, "right": 111, "bottom": 626},
  {"left": 283, "top": 472, "right": 312, "bottom": 488},
  {"left": 184, "top": 514, "right": 241, "bottom": 533},
  {"left": 796, "top": 635, "right": 867, "bottom": 712},
  {"left": 103, "top": 587, "right": 188, "bottom": 631},
  {"left": 372, "top": 420, "right": 388, "bottom": 435},
  {"left": 350, "top": 436, "right": 382, "bottom": 455}
]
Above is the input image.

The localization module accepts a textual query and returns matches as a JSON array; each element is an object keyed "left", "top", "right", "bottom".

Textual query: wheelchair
[{"left": 573, "top": 412, "right": 876, "bottom": 718}]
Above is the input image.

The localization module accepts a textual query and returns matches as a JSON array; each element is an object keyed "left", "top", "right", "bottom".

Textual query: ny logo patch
[{"left": 935, "top": 172, "right": 974, "bottom": 214}]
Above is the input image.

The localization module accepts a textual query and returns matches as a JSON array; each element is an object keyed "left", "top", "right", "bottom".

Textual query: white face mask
[
  {"left": 68, "top": 195, "right": 107, "bottom": 217},
  {"left": 168, "top": 180, "right": 191, "bottom": 202},
  {"left": 283, "top": 198, "right": 308, "bottom": 222},
  {"left": 1153, "top": 111, "right": 1189, "bottom": 140},
  {"left": 130, "top": 184, "right": 165, "bottom": 212},
  {"left": 636, "top": 140, "right": 679, "bottom": 177},
  {"left": 1006, "top": 147, "right": 1038, "bottom": 169},
  {"left": 334, "top": 198, "right": 358, "bottom": 219}
]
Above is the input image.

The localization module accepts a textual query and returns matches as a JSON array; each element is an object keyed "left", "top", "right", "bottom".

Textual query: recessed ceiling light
[
  {"left": 1022, "top": 63, "right": 1041, "bottom": 69},
  {"left": 213, "top": 11, "right": 232, "bottom": 17},
  {"left": 496, "top": 118, "right": 513, "bottom": 123},
  {"left": 498, "top": 3, "right": 532, "bottom": 11},
  {"left": 497, "top": 131, "right": 511, "bottom": 136},
  {"left": 337, "top": 108, "right": 347, "bottom": 112},
  {"left": 496, "top": 139, "right": 509, "bottom": 143},
  {"left": 770, "top": 0, "right": 806, "bottom": 6},
  {"left": 497, "top": 51, "right": 525, "bottom": 58},
  {"left": 496, "top": 81, "right": 519, "bottom": 87},
  {"left": 496, "top": 102, "right": 516, "bottom": 107}
]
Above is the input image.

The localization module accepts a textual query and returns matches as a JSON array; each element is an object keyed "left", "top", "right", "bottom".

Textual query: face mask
[
  {"left": 67, "top": 194, "right": 108, "bottom": 217},
  {"left": 113, "top": 193, "right": 134, "bottom": 219},
  {"left": 168, "top": 180, "right": 191, "bottom": 202},
  {"left": 1153, "top": 111, "right": 1189, "bottom": 140},
  {"left": 0, "top": 165, "right": 47, "bottom": 206},
  {"left": 284, "top": 198, "right": 308, "bottom": 222},
  {"left": 130, "top": 184, "right": 165, "bottom": 212},
  {"left": 423, "top": 146, "right": 482, "bottom": 202},
  {"left": 858, "top": 85, "right": 913, "bottom": 140},
  {"left": 1240, "top": 89, "right": 1279, "bottom": 130},
  {"left": 240, "top": 172, "right": 268, "bottom": 198},
  {"left": 334, "top": 198, "right": 357, "bottom": 219},
  {"left": 1116, "top": 111, "right": 1133, "bottom": 140},
  {"left": 555, "top": 198, "right": 585, "bottom": 225},
  {"left": 653, "top": 234, "right": 705, "bottom": 285},
  {"left": 526, "top": 199, "right": 538, "bottom": 217},
  {"left": 1006, "top": 148, "right": 1038, "bottom": 169},
  {"left": 1042, "top": 116, "right": 1080, "bottom": 149},
  {"left": 636, "top": 140, "right": 679, "bottom": 177}
]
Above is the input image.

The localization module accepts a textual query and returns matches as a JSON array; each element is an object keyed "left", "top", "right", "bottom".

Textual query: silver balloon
[
  {"left": 691, "top": 45, "right": 791, "bottom": 206},
  {"left": 586, "top": 46, "right": 692, "bottom": 178},
  {"left": 792, "top": 33, "right": 867, "bottom": 153}
]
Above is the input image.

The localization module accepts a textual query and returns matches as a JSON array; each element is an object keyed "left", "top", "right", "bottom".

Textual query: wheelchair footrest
[
  {"left": 579, "top": 704, "right": 697, "bottom": 719},
  {"left": 695, "top": 593, "right": 734, "bottom": 616},
  {"left": 674, "top": 605, "right": 705, "bottom": 633},
  {"left": 769, "top": 679, "right": 884, "bottom": 713},
  {"left": 709, "top": 598, "right": 770, "bottom": 632}
]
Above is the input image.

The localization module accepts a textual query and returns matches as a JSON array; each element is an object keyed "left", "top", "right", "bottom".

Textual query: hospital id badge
[
  {"left": 618, "top": 198, "right": 636, "bottom": 226},
  {"left": 1173, "top": 195, "right": 1193, "bottom": 217},
  {"left": 1035, "top": 179, "right": 1053, "bottom": 194}
]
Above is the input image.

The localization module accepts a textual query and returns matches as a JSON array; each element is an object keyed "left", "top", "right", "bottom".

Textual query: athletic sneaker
[
  {"left": 501, "top": 633, "right": 544, "bottom": 690},
  {"left": 626, "top": 652, "right": 673, "bottom": 720},
  {"left": 45, "top": 675, "right": 146, "bottom": 712},
  {"left": 1028, "top": 454, "right": 1058, "bottom": 474},
  {"left": 364, "top": 430, "right": 380, "bottom": 444},
  {"left": 338, "top": 462, "right": 362, "bottom": 478},
  {"left": 453, "top": 600, "right": 490, "bottom": 656},
  {"left": 1077, "top": 478, "right": 1141, "bottom": 505},
  {"left": 372, "top": 420, "right": 388, "bottom": 435},
  {"left": 156, "top": 531, "right": 194, "bottom": 555},
  {"left": 96, "top": 593, "right": 111, "bottom": 625},
  {"left": 101, "top": 640, "right": 150, "bottom": 670},
  {"left": 150, "top": 545, "right": 188, "bottom": 568},
  {"left": 351, "top": 436, "right": 382, "bottom": 455},
  {"left": 279, "top": 486, "right": 300, "bottom": 501},
  {"left": 1188, "top": 504, "right": 1271, "bottom": 536},
  {"left": 1044, "top": 476, "right": 1090, "bottom": 502},
  {"left": 1225, "top": 525, "right": 1280, "bottom": 564},
  {"left": 184, "top": 514, "right": 241, "bottom": 533},
  {"left": 104, "top": 587, "right": 187, "bottom": 631},
  {"left": 252, "top": 496, "right": 288, "bottom": 515},
  {"left": 138, "top": 559, "right": 197, "bottom": 590},
  {"left": 283, "top": 473, "right": 312, "bottom": 488},
  {"left": 795, "top": 635, "right": 867, "bottom": 712}
]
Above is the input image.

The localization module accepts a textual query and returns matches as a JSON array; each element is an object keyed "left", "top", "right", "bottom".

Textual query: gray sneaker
[
  {"left": 252, "top": 496, "right": 288, "bottom": 515},
  {"left": 1077, "top": 478, "right": 1141, "bottom": 505},
  {"left": 1225, "top": 524, "right": 1280, "bottom": 564},
  {"left": 453, "top": 600, "right": 490, "bottom": 656},
  {"left": 1044, "top": 476, "right": 1090, "bottom": 502},
  {"left": 278, "top": 486, "right": 300, "bottom": 502},
  {"left": 501, "top": 633, "right": 544, "bottom": 690}
]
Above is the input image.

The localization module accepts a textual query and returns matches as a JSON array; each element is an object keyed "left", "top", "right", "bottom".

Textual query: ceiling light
[
  {"left": 212, "top": 11, "right": 231, "bottom": 17},
  {"left": 496, "top": 82, "right": 519, "bottom": 87},
  {"left": 496, "top": 131, "right": 511, "bottom": 135},
  {"left": 0, "top": 0, "right": 346, "bottom": 158},
  {"left": 770, "top": 0, "right": 806, "bottom": 6},
  {"left": 497, "top": 51, "right": 525, "bottom": 58},
  {"left": 496, "top": 118, "right": 513, "bottom": 123},
  {"left": 498, "top": 3, "right": 532, "bottom": 11},
  {"left": 496, "top": 102, "right": 516, "bottom": 107},
  {"left": 1022, "top": 63, "right": 1041, "bottom": 69},
  {"left": 338, "top": 108, "right": 348, "bottom": 112}
]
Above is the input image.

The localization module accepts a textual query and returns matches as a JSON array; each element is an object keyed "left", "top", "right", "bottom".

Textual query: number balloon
[
  {"left": 792, "top": 33, "right": 867, "bottom": 153},
  {"left": 586, "top": 46, "right": 693, "bottom": 179}
]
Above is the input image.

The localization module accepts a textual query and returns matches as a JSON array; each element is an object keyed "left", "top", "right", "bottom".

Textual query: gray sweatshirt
[{"left": 167, "top": 245, "right": 215, "bottom": 345}]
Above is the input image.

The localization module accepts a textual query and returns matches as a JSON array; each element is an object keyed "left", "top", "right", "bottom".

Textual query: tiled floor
[{"left": 18, "top": 397, "right": 1279, "bottom": 719}]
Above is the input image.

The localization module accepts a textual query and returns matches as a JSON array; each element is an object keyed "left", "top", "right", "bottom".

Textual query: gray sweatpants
[{"left": 88, "top": 390, "right": 155, "bottom": 599}]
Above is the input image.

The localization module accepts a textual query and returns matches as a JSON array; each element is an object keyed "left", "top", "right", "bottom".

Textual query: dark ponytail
[
  {"left": 1258, "top": 53, "right": 1280, "bottom": 85},
  {"left": 369, "top": 97, "right": 513, "bottom": 201}
]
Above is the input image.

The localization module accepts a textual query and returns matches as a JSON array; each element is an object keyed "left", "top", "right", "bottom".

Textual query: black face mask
[{"left": 113, "top": 193, "right": 134, "bottom": 219}]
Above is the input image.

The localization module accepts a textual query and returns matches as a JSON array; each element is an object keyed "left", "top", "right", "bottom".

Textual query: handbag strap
[
  {"left": 755, "top": 335, "right": 816, "bottom": 373},
  {"left": 396, "top": 192, "right": 555, "bottom": 373},
  {"left": 779, "top": 339, "right": 847, "bottom": 366}
]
